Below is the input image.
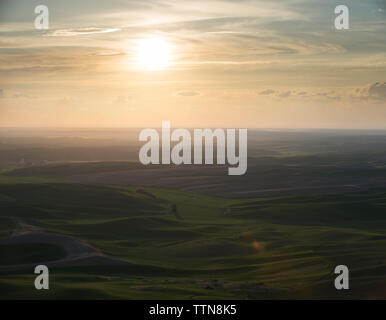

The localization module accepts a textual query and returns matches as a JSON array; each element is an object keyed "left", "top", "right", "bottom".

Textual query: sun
[{"left": 135, "top": 37, "right": 171, "bottom": 71}]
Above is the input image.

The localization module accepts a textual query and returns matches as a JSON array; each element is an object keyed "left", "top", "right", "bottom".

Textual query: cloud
[
  {"left": 0, "top": 89, "right": 34, "bottom": 99},
  {"left": 12, "top": 92, "right": 34, "bottom": 99},
  {"left": 175, "top": 90, "right": 200, "bottom": 97},
  {"left": 0, "top": 66, "right": 75, "bottom": 75},
  {"left": 353, "top": 82, "right": 386, "bottom": 101},
  {"left": 258, "top": 88, "right": 342, "bottom": 100},
  {"left": 113, "top": 95, "right": 132, "bottom": 106},
  {"left": 368, "top": 82, "right": 386, "bottom": 100},
  {"left": 91, "top": 51, "right": 122, "bottom": 56},
  {"left": 260, "top": 89, "right": 276, "bottom": 95},
  {"left": 47, "top": 27, "right": 121, "bottom": 37},
  {"left": 56, "top": 97, "right": 74, "bottom": 106},
  {"left": 278, "top": 91, "right": 292, "bottom": 98},
  {"left": 314, "top": 91, "right": 341, "bottom": 100}
]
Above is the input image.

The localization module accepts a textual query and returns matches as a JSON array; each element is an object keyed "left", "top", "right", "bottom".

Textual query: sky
[{"left": 0, "top": 0, "right": 385, "bottom": 128}]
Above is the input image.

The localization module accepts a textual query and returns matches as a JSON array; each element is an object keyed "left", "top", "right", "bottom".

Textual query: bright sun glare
[{"left": 135, "top": 37, "right": 171, "bottom": 71}]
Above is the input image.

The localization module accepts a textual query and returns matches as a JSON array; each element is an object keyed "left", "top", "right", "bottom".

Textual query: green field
[{"left": 1, "top": 167, "right": 386, "bottom": 299}]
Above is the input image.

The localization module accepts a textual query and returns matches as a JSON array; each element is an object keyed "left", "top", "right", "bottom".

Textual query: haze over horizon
[{"left": 0, "top": 0, "right": 385, "bottom": 129}]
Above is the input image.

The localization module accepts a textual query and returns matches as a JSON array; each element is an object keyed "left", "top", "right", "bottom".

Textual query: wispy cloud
[
  {"left": 260, "top": 89, "right": 276, "bottom": 95},
  {"left": 47, "top": 28, "right": 121, "bottom": 37},
  {"left": 175, "top": 90, "right": 201, "bottom": 97},
  {"left": 258, "top": 88, "right": 342, "bottom": 101}
]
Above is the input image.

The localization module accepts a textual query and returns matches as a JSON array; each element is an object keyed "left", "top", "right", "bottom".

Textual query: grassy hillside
[{"left": 1, "top": 173, "right": 386, "bottom": 299}]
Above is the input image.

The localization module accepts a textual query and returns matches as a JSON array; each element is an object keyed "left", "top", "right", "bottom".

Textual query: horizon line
[{"left": 1, "top": 126, "right": 386, "bottom": 132}]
